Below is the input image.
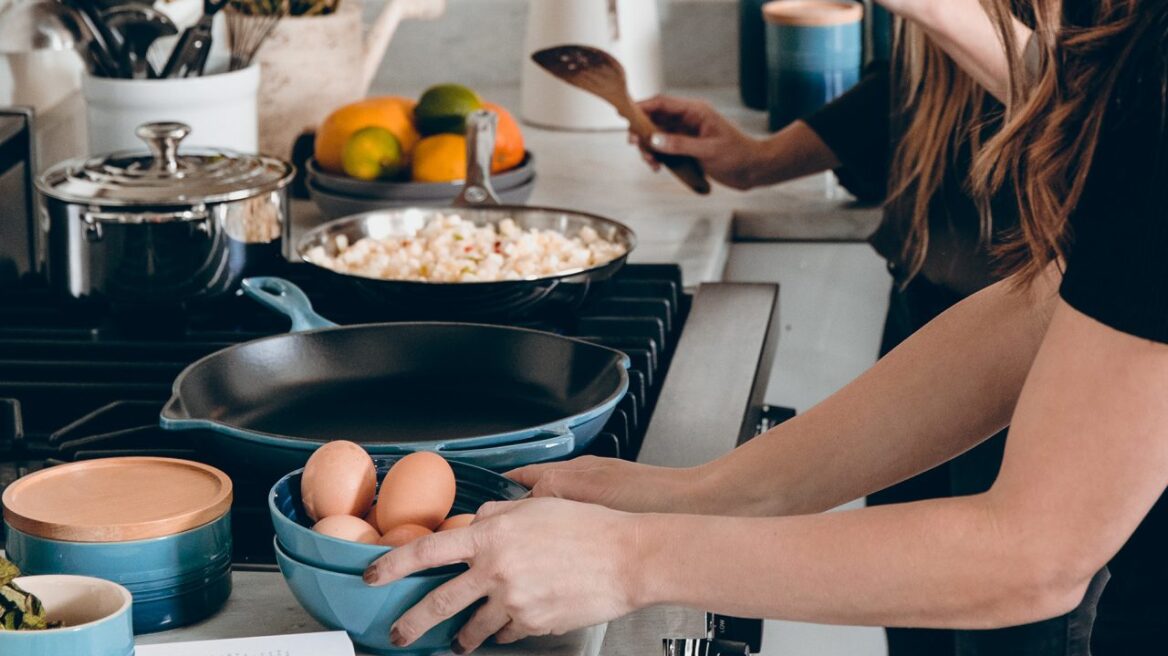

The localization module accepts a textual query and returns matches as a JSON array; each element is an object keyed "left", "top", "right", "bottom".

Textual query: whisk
[{"left": 226, "top": 0, "right": 288, "bottom": 71}]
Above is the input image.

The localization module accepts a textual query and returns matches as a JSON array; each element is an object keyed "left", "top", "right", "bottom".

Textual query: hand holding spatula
[{"left": 531, "top": 44, "right": 712, "bottom": 195}]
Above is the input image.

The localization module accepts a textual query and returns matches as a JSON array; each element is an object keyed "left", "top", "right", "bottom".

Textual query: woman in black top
[
  {"left": 635, "top": 7, "right": 1098, "bottom": 656},
  {"left": 363, "top": 2, "right": 1168, "bottom": 654}
]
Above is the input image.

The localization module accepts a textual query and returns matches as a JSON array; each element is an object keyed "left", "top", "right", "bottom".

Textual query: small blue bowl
[
  {"left": 4, "top": 512, "right": 232, "bottom": 634},
  {"left": 270, "top": 457, "right": 528, "bottom": 575},
  {"left": 0, "top": 575, "right": 134, "bottom": 656},
  {"left": 276, "top": 538, "right": 472, "bottom": 655}
]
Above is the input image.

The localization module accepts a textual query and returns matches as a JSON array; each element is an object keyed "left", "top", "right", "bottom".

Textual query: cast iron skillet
[
  {"left": 159, "top": 277, "right": 631, "bottom": 473},
  {"left": 295, "top": 110, "right": 637, "bottom": 320}
]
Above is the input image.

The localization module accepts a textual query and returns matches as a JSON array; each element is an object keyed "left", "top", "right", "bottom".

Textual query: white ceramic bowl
[{"left": 0, "top": 575, "right": 134, "bottom": 656}]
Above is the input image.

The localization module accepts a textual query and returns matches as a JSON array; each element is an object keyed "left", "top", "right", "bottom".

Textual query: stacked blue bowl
[{"left": 269, "top": 457, "right": 528, "bottom": 655}]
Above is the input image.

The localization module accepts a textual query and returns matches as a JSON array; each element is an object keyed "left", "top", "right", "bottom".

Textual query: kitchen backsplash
[{"left": 364, "top": 0, "right": 738, "bottom": 92}]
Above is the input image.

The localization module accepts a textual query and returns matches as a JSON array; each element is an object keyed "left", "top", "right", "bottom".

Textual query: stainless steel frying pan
[{"left": 296, "top": 110, "right": 637, "bottom": 319}]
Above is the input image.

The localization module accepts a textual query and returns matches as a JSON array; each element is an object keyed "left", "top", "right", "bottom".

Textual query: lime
[
  {"left": 414, "top": 83, "right": 483, "bottom": 136},
  {"left": 341, "top": 126, "right": 405, "bottom": 181}
]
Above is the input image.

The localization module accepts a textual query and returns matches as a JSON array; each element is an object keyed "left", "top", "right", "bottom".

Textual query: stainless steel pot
[{"left": 35, "top": 121, "right": 294, "bottom": 303}]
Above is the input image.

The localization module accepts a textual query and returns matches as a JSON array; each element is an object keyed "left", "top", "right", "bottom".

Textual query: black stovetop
[{"left": 0, "top": 263, "right": 689, "bottom": 566}]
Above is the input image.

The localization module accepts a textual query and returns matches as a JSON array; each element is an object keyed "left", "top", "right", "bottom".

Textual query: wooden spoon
[{"left": 531, "top": 44, "right": 712, "bottom": 195}]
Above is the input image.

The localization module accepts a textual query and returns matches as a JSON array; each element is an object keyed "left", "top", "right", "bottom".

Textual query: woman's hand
[
  {"left": 506, "top": 455, "right": 705, "bottom": 514},
  {"left": 363, "top": 498, "right": 644, "bottom": 654},
  {"left": 634, "top": 95, "right": 766, "bottom": 190}
]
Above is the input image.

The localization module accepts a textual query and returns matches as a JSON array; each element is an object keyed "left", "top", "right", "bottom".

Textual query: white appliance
[{"left": 520, "top": 0, "right": 665, "bottom": 131}]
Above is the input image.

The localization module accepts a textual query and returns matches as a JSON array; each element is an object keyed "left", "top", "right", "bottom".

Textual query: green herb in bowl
[{"left": 0, "top": 558, "right": 62, "bottom": 631}]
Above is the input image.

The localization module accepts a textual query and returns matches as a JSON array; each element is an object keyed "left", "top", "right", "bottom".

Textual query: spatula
[{"left": 531, "top": 44, "right": 711, "bottom": 195}]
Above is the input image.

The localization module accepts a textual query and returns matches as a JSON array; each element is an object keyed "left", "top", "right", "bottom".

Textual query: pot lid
[
  {"left": 36, "top": 122, "right": 293, "bottom": 207},
  {"left": 1, "top": 457, "right": 233, "bottom": 543}
]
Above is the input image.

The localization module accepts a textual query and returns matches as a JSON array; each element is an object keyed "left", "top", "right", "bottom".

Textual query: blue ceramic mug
[{"left": 763, "top": 0, "right": 864, "bottom": 131}]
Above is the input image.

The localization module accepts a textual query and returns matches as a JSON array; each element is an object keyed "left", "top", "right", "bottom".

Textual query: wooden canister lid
[
  {"left": 763, "top": 0, "right": 864, "bottom": 26},
  {"left": 2, "top": 457, "right": 232, "bottom": 543}
]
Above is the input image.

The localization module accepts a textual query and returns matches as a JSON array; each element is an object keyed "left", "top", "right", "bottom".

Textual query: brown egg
[
  {"left": 437, "top": 513, "right": 475, "bottom": 531},
  {"left": 363, "top": 503, "right": 380, "bottom": 532},
  {"left": 313, "top": 515, "right": 380, "bottom": 544},
  {"left": 301, "top": 440, "right": 377, "bottom": 521},
  {"left": 377, "top": 452, "right": 456, "bottom": 532},
  {"left": 377, "top": 523, "right": 433, "bottom": 547}
]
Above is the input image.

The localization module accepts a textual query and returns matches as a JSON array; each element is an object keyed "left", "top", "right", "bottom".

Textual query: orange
[
  {"left": 482, "top": 102, "right": 525, "bottom": 173},
  {"left": 315, "top": 96, "right": 420, "bottom": 174},
  {"left": 411, "top": 134, "right": 466, "bottom": 183}
]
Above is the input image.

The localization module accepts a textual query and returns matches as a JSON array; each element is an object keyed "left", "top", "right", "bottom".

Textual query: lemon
[
  {"left": 342, "top": 127, "right": 405, "bottom": 181},
  {"left": 414, "top": 84, "right": 483, "bottom": 136}
]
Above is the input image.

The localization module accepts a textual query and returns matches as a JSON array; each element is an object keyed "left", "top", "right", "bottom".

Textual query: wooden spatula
[{"left": 531, "top": 44, "right": 712, "bottom": 195}]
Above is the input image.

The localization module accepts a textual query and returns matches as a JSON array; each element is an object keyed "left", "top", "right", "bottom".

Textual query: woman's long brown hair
[
  {"left": 886, "top": 23, "right": 988, "bottom": 281},
  {"left": 970, "top": 0, "right": 1142, "bottom": 283}
]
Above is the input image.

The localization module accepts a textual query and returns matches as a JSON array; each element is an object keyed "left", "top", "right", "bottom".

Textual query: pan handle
[
  {"left": 435, "top": 426, "right": 577, "bottom": 470},
  {"left": 160, "top": 395, "right": 189, "bottom": 422},
  {"left": 454, "top": 110, "right": 501, "bottom": 208},
  {"left": 240, "top": 277, "right": 339, "bottom": 332}
]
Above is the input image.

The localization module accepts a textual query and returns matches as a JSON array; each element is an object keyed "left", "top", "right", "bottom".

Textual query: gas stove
[{"left": 0, "top": 263, "right": 693, "bottom": 566}]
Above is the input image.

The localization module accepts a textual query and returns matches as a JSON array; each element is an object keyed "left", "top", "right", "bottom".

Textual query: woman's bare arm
[
  {"left": 881, "top": 0, "right": 1031, "bottom": 101},
  {"left": 632, "top": 299, "right": 1168, "bottom": 628},
  {"left": 513, "top": 266, "right": 1061, "bottom": 518}
]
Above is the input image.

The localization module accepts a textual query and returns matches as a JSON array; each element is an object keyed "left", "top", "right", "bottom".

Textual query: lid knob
[{"left": 135, "top": 122, "right": 192, "bottom": 173}]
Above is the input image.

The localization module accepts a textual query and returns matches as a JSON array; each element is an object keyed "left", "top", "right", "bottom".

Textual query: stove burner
[{"left": 0, "top": 264, "right": 689, "bottom": 565}]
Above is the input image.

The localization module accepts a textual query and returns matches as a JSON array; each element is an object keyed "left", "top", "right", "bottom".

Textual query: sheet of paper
[{"left": 135, "top": 630, "right": 355, "bottom": 656}]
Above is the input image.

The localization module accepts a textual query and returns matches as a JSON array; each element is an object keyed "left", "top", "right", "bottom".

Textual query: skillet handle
[
  {"left": 160, "top": 395, "right": 189, "bottom": 422},
  {"left": 240, "top": 277, "right": 338, "bottom": 332},
  {"left": 436, "top": 426, "right": 576, "bottom": 471},
  {"left": 454, "top": 110, "right": 501, "bottom": 208}
]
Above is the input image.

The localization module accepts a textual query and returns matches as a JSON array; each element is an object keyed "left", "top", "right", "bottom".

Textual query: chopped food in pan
[{"left": 304, "top": 214, "right": 626, "bottom": 282}]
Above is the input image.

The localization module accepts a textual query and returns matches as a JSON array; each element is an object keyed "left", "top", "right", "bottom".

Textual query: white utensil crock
[{"left": 82, "top": 65, "right": 259, "bottom": 155}]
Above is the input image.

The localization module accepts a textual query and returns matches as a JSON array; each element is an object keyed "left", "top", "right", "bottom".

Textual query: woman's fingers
[
  {"left": 503, "top": 464, "right": 545, "bottom": 488},
  {"left": 473, "top": 499, "right": 525, "bottom": 523},
  {"left": 493, "top": 621, "right": 529, "bottom": 645},
  {"left": 364, "top": 530, "right": 475, "bottom": 586},
  {"left": 648, "top": 132, "right": 715, "bottom": 159},
  {"left": 454, "top": 600, "right": 512, "bottom": 654},
  {"left": 390, "top": 573, "right": 488, "bottom": 648}
]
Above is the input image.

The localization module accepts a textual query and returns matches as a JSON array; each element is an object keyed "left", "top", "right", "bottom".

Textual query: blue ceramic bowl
[
  {"left": 276, "top": 538, "right": 472, "bottom": 655},
  {"left": 270, "top": 457, "right": 528, "bottom": 575},
  {"left": 0, "top": 575, "right": 134, "bottom": 656},
  {"left": 4, "top": 512, "right": 232, "bottom": 634}
]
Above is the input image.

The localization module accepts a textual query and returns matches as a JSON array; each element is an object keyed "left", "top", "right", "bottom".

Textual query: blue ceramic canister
[
  {"left": 1, "top": 457, "right": 234, "bottom": 634},
  {"left": 763, "top": 0, "right": 864, "bottom": 131}
]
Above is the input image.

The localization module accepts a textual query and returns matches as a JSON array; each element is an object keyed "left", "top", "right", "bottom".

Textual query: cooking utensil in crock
[
  {"left": 101, "top": 4, "right": 178, "bottom": 79},
  {"left": 1, "top": 457, "right": 234, "bottom": 634},
  {"left": 298, "top": 110, "right": 636, "bottom": 320},
  {"left": 159, "top": 276, "right": 630, "bottom": 473},
  {"left": 35, "top": 121, "right": 294, "bottom": 304},
  {"left": 160, "top": 0, "right": 230, "bottom": 78},
  {"left": 271, "top": 457, "right": 528, "bottom": 575},
  {"left": 531, "top": 43, "right": 711, "bottom": 194}
]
